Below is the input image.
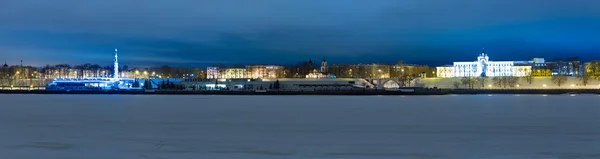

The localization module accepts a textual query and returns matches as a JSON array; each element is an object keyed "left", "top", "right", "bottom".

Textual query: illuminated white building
[
  {"left": 437, "top": 51, "right": 531, "bottom": 78},
  {"left": 206, "top": 67, "right": 219, "bottom": 79}
]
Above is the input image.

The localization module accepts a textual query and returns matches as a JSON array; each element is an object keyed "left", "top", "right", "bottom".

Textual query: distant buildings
[
  {"left": 221, "top": 68, "right": 246, "bottom": 79},
  {"left": 585, "top": 61, "right": 600, "bottom": 77},
  {"left": 206, "top": 67, "right": 219, "bottom": 79},
  {"left": 436, "top": 51, "right": 532, "bottom": 78},
  {"left": 2, "top": 47, "right": 598, "bottom": 90},
  {"left": 327, "top": 63, "right": 432, "bottom": 79},
  {"left": 306, "top": 59, "right": 333, "bottom": 79},
  {"left": 246, "top": 65, "right": 285, "bottom": 79}
]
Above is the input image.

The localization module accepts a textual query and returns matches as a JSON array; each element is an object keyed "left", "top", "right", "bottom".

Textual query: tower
[
  {"left": 2, "top": 60, "right": 7, "bottom": 68},
  {"left": 114, "top": 48, "right": 119, "bottom": 79},
  {"left": 477, "top": 49, "right": 489, "bottom": 77},
  {"left": 320, "top": 58, "right": 328, "bottom": 74}
]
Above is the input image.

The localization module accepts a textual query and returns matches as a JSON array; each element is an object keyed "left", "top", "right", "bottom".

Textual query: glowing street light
[
  {"left": 516, "top": 84, "right": 520, "bottom": 87},
  {"left": 488, "top": 84, "right": 492, "bottom": 88},
  {"left": 543, "top": 84, "right": 547, "bottom": 87}
]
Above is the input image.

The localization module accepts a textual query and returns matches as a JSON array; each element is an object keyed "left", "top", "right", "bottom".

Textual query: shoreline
[{"left": 0, "top": 89, "right": 598, "bottom": 95}]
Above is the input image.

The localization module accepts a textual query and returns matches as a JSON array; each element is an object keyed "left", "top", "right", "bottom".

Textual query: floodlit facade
[
  {"left": 220, "top": 68, "right": 246, "bottom": 79},
  {"left": 437, "top": 51, "right": 531, "bottom": 78},
  {"left": 436, "top": 66, "right": 454, "bottom": 78},
  {"left": 246, "top": 65, "right": 285, "bottom": 79}
]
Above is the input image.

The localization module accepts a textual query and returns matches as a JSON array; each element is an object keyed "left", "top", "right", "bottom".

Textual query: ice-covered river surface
[{"left": 1, "top": 94, "right": 600, "bottom": 159}]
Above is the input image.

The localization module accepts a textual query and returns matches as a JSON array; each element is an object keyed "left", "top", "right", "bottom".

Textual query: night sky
[{"left": 1, "top": 0, "right": 600, "bottom": 67}]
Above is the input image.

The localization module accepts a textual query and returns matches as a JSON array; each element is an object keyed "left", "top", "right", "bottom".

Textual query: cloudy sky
[{"left": 1, "top": 0, "right": 599, "bottom": 67}]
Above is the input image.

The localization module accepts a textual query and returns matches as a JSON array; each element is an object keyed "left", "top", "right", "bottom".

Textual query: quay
[{"left": 0, "top": 88, "right": 599, "bottom": 95}]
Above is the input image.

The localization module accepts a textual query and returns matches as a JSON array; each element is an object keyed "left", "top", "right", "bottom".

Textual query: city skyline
[
  {"left": 0, "top": 49, "right": 592, "bottom": 68},
  {"left": 1, "top": 0, "right": 600, "bottom": 66}
]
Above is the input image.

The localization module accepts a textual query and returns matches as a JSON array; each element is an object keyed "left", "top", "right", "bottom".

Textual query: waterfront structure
[
  {"left": 436, "top": 51, "right": 531, "bottom": 78},
  {"left": 182, "top": 78, "right": 361, "bottom": 91},
  {"left": 246, "top": 65, "right": 284, "bottom": 79}
]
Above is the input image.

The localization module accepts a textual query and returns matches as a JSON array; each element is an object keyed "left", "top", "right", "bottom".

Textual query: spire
[
  {"left": 114, "top": 48, "right": 119, "bottom": 79},
  {"left": 2, "top": 60, "right": 7, "bottom": 67}
]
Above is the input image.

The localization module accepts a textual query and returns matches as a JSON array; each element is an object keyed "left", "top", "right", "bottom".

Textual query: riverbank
[
  {"left": 0, "top": 89, "right": 448, "bottom": 95},
  {"left": 0, "top": 88, "right": 599, "bottom": 95}
]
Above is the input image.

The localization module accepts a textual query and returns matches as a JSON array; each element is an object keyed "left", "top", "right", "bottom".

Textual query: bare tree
[
  {"left": 524, "top": 72, "right": 534, "bottom": 84},
  {"left": 453, "top": 81, "right": 461, "bottom": 89},
  {"left": 507, "top": 76, "right": 520, "bottom": 87},
  {"left": 492, "top": 77, "right": 518, "bottom": 88},
  {"left": 461, "top": 77, "right": 476, "bottom": 89},
  {"left": 581, "top": 74, "right": 590, "bottom": 86},
  {"left": 552, "top": 74, "right": 568, "bottom": 87},
  {"left": 476, "top": 77, "right": 487, "bottom": 88}
]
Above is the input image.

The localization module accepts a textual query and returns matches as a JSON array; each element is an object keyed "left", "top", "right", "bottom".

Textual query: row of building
[{"left": 1, "top": 51, "right": 599, "bottom": 82}]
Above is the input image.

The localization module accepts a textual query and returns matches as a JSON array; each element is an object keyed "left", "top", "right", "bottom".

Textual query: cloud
[{"left": 0, "top": 0, "right": 600, "bottom": 66}]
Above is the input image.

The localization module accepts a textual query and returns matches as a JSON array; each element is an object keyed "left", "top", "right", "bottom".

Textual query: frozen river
[{"left": 1, "top": 94, "right": 600, "bottom": 159}]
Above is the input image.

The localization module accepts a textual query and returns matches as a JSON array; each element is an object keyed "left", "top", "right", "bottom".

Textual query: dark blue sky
[{"left": 1, "top": 0, "right": 600, "bottom": 67}]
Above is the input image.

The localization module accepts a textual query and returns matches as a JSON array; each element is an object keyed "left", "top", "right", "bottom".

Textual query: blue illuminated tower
[{"left": 114, "top": 48, "right": 119, "bottom": 79}]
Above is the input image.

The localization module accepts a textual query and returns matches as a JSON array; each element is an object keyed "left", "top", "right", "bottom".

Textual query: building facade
[
  {"left": 585, "top": 61, "right": 600, "bottom": 77},
  {"left": 437, "top": 51, "right": 531, "bottom": 78},
  {"left": 246, "top": 65, "right": 285, "bottom": 79},
  {"left": 390, "top": 65, "right": 433, "bottom": 78},
  {"left": 206, "top": 67, "right": 220, "bottom": 79},
  {"left": 220, "top": 68, "right": 246, "bottom": 79}
]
